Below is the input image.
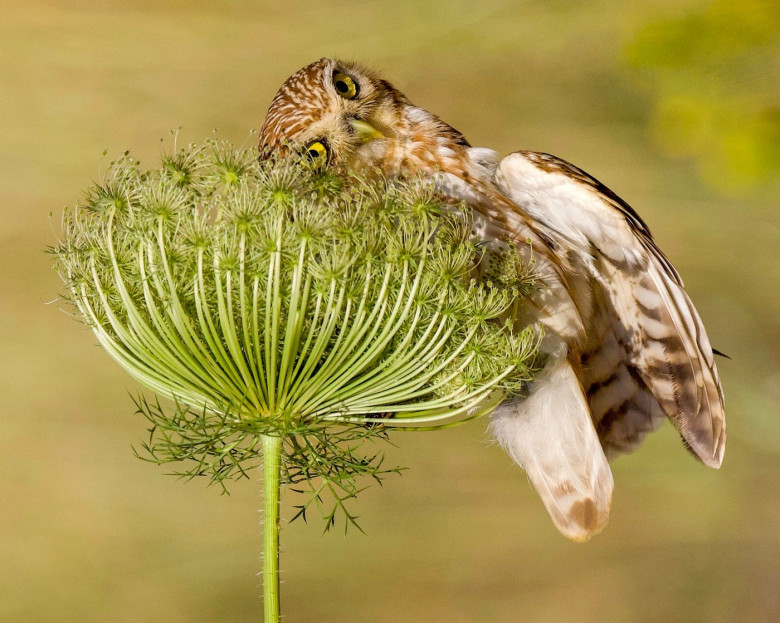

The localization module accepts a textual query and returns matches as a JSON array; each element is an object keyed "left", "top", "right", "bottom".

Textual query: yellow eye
[
  {"left": 333, "top": 72, "right": 358, "bottom": 99},
  {"left": 305, "top": 141, "right": 329, "bottom": 168}
]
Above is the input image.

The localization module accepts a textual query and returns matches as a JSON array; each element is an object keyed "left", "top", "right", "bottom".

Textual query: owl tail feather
[{"left": 490, "top": 339, "right": 614, "bottom": 542}]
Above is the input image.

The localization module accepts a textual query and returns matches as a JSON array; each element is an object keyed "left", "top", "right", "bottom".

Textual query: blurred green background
[{"left": 1, "top": 1, "right": 778, "bottom": 621}]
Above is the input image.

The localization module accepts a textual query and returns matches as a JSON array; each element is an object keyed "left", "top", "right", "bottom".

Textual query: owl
[{"left": 258, "top": 58, "right": 726, "bottom": 542}]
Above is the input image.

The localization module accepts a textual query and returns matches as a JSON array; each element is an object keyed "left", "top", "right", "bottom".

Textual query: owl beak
[{"left": 350, "top": 119, "right": 385, "bottom": 144}]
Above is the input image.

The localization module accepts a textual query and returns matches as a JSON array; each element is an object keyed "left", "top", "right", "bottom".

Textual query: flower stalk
[{"left": 261, "top": 434, "right": 282, "bottom": 623}]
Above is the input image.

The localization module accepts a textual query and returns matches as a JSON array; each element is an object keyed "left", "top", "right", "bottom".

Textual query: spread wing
[{"left": 493, "top": 151, "right": 726, "bottom": 468}]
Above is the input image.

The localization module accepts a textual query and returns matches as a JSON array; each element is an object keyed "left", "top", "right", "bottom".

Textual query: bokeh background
[{"left": 1, "top": 0, "right": 778, "bottom": 621}]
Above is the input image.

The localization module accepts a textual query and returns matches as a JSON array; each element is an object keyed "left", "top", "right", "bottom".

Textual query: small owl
[{"left": 258, "top": 58, "right": 726, "bottom": 541}]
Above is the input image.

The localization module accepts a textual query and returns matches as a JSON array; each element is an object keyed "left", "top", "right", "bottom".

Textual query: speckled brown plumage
[{"left": 258, "top": 58, "right": 726, "bottom": 542}]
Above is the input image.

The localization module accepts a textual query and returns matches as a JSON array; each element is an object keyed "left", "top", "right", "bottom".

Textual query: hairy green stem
[{"left": 261, "top": 434, "right": 282, "bottom": 623}]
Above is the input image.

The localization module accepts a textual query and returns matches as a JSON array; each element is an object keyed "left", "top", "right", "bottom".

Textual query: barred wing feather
[{"left": 494, "top": 151, "right": 726, "bottom": 468}]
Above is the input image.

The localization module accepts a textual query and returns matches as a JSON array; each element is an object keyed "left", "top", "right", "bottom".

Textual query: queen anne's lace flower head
[{"left": 54, "top": 138, "right": 540, "bottom": 521}]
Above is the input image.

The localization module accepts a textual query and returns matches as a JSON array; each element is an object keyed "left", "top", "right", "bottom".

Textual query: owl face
[{"left": 259, "top": 58, "right": 410, "bottom": 170}]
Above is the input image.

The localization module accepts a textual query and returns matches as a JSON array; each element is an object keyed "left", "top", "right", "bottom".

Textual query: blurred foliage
[{"left": 625, "top": 0, "right": 780, "bottom": 193}]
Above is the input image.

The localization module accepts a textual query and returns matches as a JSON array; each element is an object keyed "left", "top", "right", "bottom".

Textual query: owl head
[{"left": 258, "top": 58, "right": 469, "bottom": 173}]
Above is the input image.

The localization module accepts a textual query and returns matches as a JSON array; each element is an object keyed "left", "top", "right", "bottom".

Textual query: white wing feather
[{"left": 491, "top": 337, "right": 614, "bottom": 542}]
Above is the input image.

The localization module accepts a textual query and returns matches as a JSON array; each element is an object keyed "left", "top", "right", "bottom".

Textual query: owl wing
[{"left": 493, "top": 151, "right": 726, "bottom": 468}]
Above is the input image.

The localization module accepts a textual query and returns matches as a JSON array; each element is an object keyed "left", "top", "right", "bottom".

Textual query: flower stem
[{"left": 261, "top": 434, "right": 282, "bottom": 623}]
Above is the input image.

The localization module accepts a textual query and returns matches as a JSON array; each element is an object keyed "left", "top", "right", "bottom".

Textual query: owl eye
[
  {"left": 305, "top": 141, "right": 329, "bottom": 168},
  {"left": 333, "top": 72, "right": 358, "bottom": 99}
]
